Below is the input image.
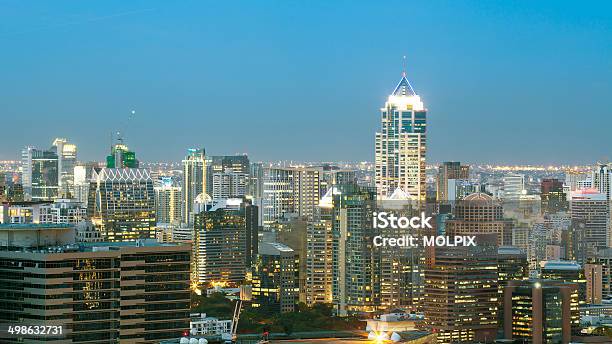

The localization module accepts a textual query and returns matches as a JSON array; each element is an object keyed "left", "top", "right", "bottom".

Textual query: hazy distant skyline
[{"left": 1, "top": 1, "right": 611, "bottom": 164}]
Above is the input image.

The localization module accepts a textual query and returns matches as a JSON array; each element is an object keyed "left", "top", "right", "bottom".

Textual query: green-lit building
[{"left": 106, "top": 142, "right": 139, "bottom": 168}]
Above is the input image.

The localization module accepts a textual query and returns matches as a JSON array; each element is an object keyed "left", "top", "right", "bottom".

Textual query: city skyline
[
  {"left": 3, "top": 2, "right": 612, "bottom": 343},
  {"left": 2, "top": 1, "right": 612, "bottom": 164}
]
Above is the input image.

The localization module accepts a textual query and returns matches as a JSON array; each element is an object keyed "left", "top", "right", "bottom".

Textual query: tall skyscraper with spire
[{"left": 375, "top": 68, "right": 427, "bottom": 200}]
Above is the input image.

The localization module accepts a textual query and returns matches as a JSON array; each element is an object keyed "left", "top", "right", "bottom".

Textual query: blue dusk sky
[{"left": 1, "top": 1, "right": 611, "bottom": 164}]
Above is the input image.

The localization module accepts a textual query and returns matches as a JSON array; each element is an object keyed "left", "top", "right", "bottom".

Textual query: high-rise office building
[
  {"left": 584, "top": 263, "right": 603, "bottom": 305},
  {"left": 252, "top": 242, "right": 300, "bottom": 314},
  {"left": 87, "top": 144, "right": 156, "bottom": 241},
  {"left": 529, "top": 223, "right": 548, "bottom": 270},
  {"left": 306, "top": 220, "right": 334, "bottom": 305},
  {"left": 73, "top": 162, "right": 99, "bottom": 206},
  {"left": 248, "top": 162, "right": 264, "bottom": 199},
  {"left": 570, "top": 189, "right": 609, "bottom": 260},
  {"left": 592, "top": 162, "right": 612, "bottom": 201},
  {"left": 436, "top": 161, "right": 469, "bottom": 202},
  {"left": 497, "top": 246, "right": 529, "bottom": 289},
  {"left": 320, "top": 167, "right": 356, "bottom": 188},
  {"left": 263, "top": 167, "right": 295, "bottom": 226},
  {"left": 332, "top": 184, "right": 379, "bottom": 316},
  {"left": 376, "top": 186, "right": 427, "bottom": 311},
  {"left": 497, "top": 246, "right": 529, "bottom": 327},
  {"left": 294, "top": 167, "right": 321, "bottom": 221},
  {"left": 445, "top": 192, "right": 513, "bottom": 246},
  {"left": 211, "top": 170, "right": 248, "bottom": 200},
  {"left": 566, "top": 171, "right": 591, "bottom": 191},
  {"left": 273, "top": 217, "right": 308, "bottom": 304},
  {"left": 424, "top": 234, "right": 499, "bottom": 343},
  {"left": 502, "top": 173, "right": 525, "bottom": 200},
  {"left": 319, "top": 167, "right": 357, "bottom": 198},
  {"left": 594, "top": 247, "right": 612, "bottom": 300},
  {"left": 541, "top": 260, "right": 587, "bottom": 309},
  {"left": 182, "top": 148, "right": 206, "bottom": 225},
  {"left": 375, "top": 72, "right": 427, "bottom": 200},
  {"left": 503, "top": 280, "right": 578, "bottom": 343},
  {"left": 206, "top": 155, "right": 250, "bottom": 194},
  {"left": 541, "top": 178, "right": 569, "bottom": 214},
  {"left": 154, "top": 177, "right": 182, "bottom": 225},
  {"left": 305, "top": 187, "right": 337, "bottom": 306},
  {"left": 21, "top": 146, "right": 59, "bottom": 201},
  {"left": 0, "top": 175, "right": 5, "bottom": 202},
  {"left": 51, "top": 138, "right": 77, "bottom": 198},
  {"left": 106, "top": 139, "right": 138, "bottom": 168},
  {"left": 262, "top": 166, "right": 321, "bottom": 226},
  {"left": 192, "top": 198, "right": 258, "bottom": 285},
  {"left": 0, "top": 223, "right": 190, "bottom": 344}
]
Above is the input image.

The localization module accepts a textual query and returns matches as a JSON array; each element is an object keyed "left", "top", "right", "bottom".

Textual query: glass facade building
[
  {"left": 375, "top": 75, "right": 427, "bottom": 200},
  {"left": 504, "top": 280, "right": 577, "bottom": 343},
  {"left": 87, "top": 168, "right": 156, "bottom": 241},
  {"left": 252, "top": 242, "right": 299, "bottom": 314},
  {"left": 182, "top": 148, "right": 206, "bottom": 225},
  {"left": 192, "top": 198, "right": 258, "bottom": 285},
  {"left": 21, "top": 147, "right": 59, "bottom": 201}
]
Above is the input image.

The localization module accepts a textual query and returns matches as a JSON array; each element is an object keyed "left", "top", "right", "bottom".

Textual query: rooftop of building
[
  {"left": 0, "top": 223, "right": 74, "bottom": 230},
  {"left": 462, "top": 192, "right": 494, "bottom": 203},
  {"left": 258, "top": 241, "right": 294, "bottom": 255},
  {"left": 0, "top": 200, "right": 53, "bottom": 206},
  {"left": 92, "top": 167, "right": 151, "bottom": 181},
  {"left": 386, "top": 187, "right": 413, "bottom": 201},
  {"left": 571, "top": 188, "right": 607, "bottom": 200},
  {"left": 541, "top": 260, "right": 582, "bottom": 270},
  {"left": 318, "top": 186, "right": 341, "bottom": 208},
  {"left": 510, "top": 279, "right": 580, "bottom": 289},
  {"left": 498, "top": 246, "right": 526, "bottom": 256},
  {"left": 3, "top": 239, "right": 187, "bottom": 254}
]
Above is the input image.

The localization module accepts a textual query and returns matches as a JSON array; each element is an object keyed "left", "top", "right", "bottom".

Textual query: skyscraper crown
[{"left": 391, "top": 75, "right": 416, "bottom": 97}]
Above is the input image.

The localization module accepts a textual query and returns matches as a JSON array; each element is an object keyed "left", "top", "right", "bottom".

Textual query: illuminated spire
[{"left": 392, "top": 55, "right": 416, "bottom": 96}]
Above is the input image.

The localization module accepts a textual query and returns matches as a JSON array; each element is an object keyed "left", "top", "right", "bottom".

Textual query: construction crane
[
  {"left": 221, "top": 299, "right": 269, "bottom": 344},
  {"left": 222, "top": 300, "right": 242, "bottom": 344}
]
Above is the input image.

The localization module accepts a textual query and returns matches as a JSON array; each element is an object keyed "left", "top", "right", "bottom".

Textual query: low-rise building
[{"left": 189, "top": 313, "right": 232, "bottom": 336}]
